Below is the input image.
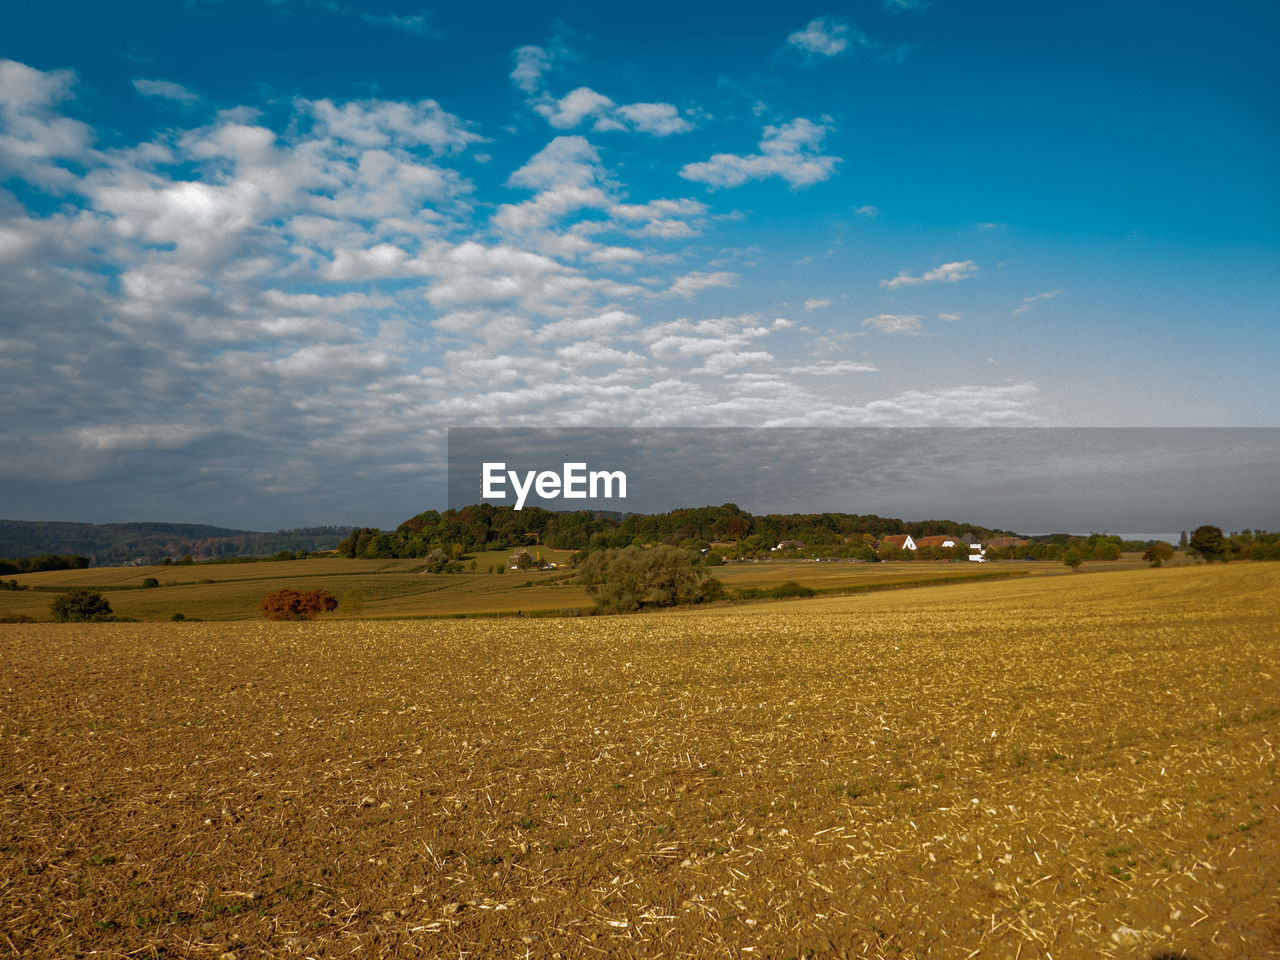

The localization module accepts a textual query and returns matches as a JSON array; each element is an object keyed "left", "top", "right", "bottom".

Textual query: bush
[
  {"left": 260, "top": 588, "right": 338, "bottom": 621},
  {"left": 575, "top": 545, "right": 721, "bottom": 613},
  {"left": 771, "top": 580, "right": 817, "bottom": 598},
  {"left": 141, "top": 577, "right": 160, "bottom": 588},
  {"left": 50, "top": 589, "right": 113, "bottom": 622}
]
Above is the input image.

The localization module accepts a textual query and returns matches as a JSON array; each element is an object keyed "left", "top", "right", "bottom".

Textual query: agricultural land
[{"left": 2, "top": 563, "right": 1278, "bottom": 958}]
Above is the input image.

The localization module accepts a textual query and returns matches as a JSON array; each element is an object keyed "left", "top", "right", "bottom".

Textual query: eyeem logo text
[{"left": 482, "top": 462, "right": 627, "bottom": 511}]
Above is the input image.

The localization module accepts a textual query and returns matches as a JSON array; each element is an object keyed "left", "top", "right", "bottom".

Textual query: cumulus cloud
[
  {"left": 615, "top": 102, "right": 693, "bottom": 136},
  {"left": 662, "top": 271, "right": 737, "bottom": 299},
  {"left": 787, "top": 17, "right": 850, "bottom": 57},
  {"left": 511, "top": 45, "right": 552, "bottom": 94},
  {"left": 803, "top": 297, "right": 831, "bottom": 311},
  {"left": 880, "top": 260, "right": 978, "bottom": 289},
  {"left": 863, "top": 313, "right": 923, "bottom": 334},
  {"left": 0, "top": 58, "right": 1043, "bottom": 528},
  {"left": 0, "top": 59, "right": 95, "bottom": 185},
  {"left": 302, "top": 97, "right": 482, "bottom": 152},
  {"left": 680, "top": 117, "right": 839, "bottom": 189},
  {"left": 532, "top": 86, "right": 692, "bottom": 136},
  {"left": 785, "top": 17, "right": 908, "bottom": 63},
  {"left": 493, "top": 136, "right": 705, "bottom": 256},
  {"left": 132, "top": 78, "right": 199, "bottom": 102},
  {"left": 534, "top": 309, "right": 639, "bottom": 343},
  {"left": 535, "top": 87, "right": 616, "bottom": 130}
]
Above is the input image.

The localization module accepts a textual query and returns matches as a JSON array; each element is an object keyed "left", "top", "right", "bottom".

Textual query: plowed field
[{"left": 3, "top": 564, "right": 1278, "bottom": 958}]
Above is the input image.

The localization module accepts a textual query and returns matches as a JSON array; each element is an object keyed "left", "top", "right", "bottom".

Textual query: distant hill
[
  {"left": 0, "top": 520, "right": 353, "bottom": 566},
  {"left": 335, "top": 502, "right": 1021, "bottom": 559}
]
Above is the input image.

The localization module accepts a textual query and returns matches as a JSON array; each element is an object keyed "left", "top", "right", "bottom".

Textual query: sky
[{"left": 1, "top": 0, "right": 1277, "bottom": 529}]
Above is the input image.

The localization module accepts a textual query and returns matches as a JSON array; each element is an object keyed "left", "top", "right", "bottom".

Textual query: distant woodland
[
  {"left": 0, "top": 520, "right": 352, "bottom": 566},
  {"left": 337, "top": 503, "right": 1014, "bottom": 559}
]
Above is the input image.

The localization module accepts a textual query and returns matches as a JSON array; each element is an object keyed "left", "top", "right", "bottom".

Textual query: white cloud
[
  {"left": 534, "top": 87, "right": 616, "bottom": 130},
  {"left": 0, "top": 59, "right": 1047, "bottom": 528},
  {"left": 662, "top": 271, "right": 737, "bottom": 299},
  {"left": 615, "top": 102, "right": 693, "bottom": 136},
  {"left": 132, "top": 78, "right": 199, "bottom": 103},
  {"left": 884, "top": 0, "right": 928, "bottom": 12},
  {"left": 863, "top": 313, "right": 923, "bottom": 334},
  {"left": 787, "top": 360, "right": 878, "bottom": 375},
  {"left": 532, "top": 87, "right": 692, "bottom": 137},
  {"left": 556, "top": 341, "right": 641, "bottom": 366},
  {"left": 680, "top": 117, "right": 839, "bottom": 189},
  {"left": 0, "top": 59, "right": 94, "bottom": 185},
  {"left": 1012, "top": 289, "right": 1063, "bottom": 315},
  {"left": 803, "top": 297, "right": 831, "bottom": 311},
  {"left": 534, "top": 309, "right": 639, "bottom": 342},
  {"left": 511, "top": 45, "right": 551, "bottom": 94},
  {"left": 785, "top": 17, "right": 908, "bottom": 63},
  {"left": 787, "top": 17, "right": 849, "bottom": 57},
  {"left": 302, "top": 97, "right": 481, "bottom": 153},
  {"left": 855, "top": 204, "right": 879, "bottom": 217},
  {"left": 881, "top": 260, "right": 978, "bottom": 289}
]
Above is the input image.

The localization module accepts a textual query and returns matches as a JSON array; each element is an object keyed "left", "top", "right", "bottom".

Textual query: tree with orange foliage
[{"left": 259, "top": 588, "right": 338, "bottom": 620}]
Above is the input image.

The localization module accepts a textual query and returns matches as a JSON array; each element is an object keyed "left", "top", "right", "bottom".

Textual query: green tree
[
  {"left": 1142, "top": 541, "right": 1175, "bottom": 567},
  {"left": 1189, "top": 525, "right": 1225, "bottom": 561},
  {"left": 575, "top": 545, "right": 719, "bottom": 613},
  {"left": 50, "top": 589, "right": 113, "bottom": 622},
  {"left": 1063, "top": 550, "right": 1084, "bottom": 572},
  {"left": 1178, "top": 530, "right": 1188, "bottom": 551}
]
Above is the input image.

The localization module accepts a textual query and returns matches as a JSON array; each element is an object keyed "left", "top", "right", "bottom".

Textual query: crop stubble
[{"left": 2, "top": 564, "right": 1278, "bottom": 958}]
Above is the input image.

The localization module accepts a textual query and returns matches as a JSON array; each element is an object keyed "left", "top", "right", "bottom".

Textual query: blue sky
[{"left": 1, "top": 0, "right": 1277, "bottom": 527}]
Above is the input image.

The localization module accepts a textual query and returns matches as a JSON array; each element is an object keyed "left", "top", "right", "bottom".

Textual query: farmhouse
[
  {"left": 772, "top": 539, "right": 806, "bottom": 551},
  {"left": 914, "top": 535, "right": 959, "bottom": 549},
  {"left": 880, "top": 535, "right": 917, "bottom": 551}
]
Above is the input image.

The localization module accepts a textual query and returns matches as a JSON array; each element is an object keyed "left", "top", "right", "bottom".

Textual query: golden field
[
  {"left": 2, "top": 563, "right": 1277, "bottom": 958},
  {"left": 1, "top": 552, "right": 1079, "bottom": 623}
]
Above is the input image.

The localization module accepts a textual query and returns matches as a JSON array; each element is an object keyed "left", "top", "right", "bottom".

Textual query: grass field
[
  {"left": 2, "top": 563, "right": 1277, "bottom": 958},
  {"left": 1, "top": 553, "right": 1124, "bottom": 622}
]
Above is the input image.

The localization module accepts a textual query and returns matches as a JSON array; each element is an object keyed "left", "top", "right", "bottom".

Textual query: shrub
[
  {"left": 142, "top": 577, "right": 160, "bottom": 588},
  {"left": 771, "top": 580, "right": 817, "bottom": 598},
  {"left": 50, "top": 589, "right": 113, "bottom": 622},
  {"left": 260, "top": 588, "right": 338, "bottom": 621},
  {"left": 575, "top": 545, "right": 721, "bottom": 613}
]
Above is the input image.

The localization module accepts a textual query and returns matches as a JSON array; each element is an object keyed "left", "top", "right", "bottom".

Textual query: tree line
[
  {"left": 0, "top": 554, "right": 90, "bottom": 575},
  {"left": 335, "top": 503, "right": 1019, "bottom": 560}
]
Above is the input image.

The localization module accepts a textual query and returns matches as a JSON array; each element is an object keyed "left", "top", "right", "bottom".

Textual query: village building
[{"left": 880, "top": 534, "right": 917, "bottom": 551}]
